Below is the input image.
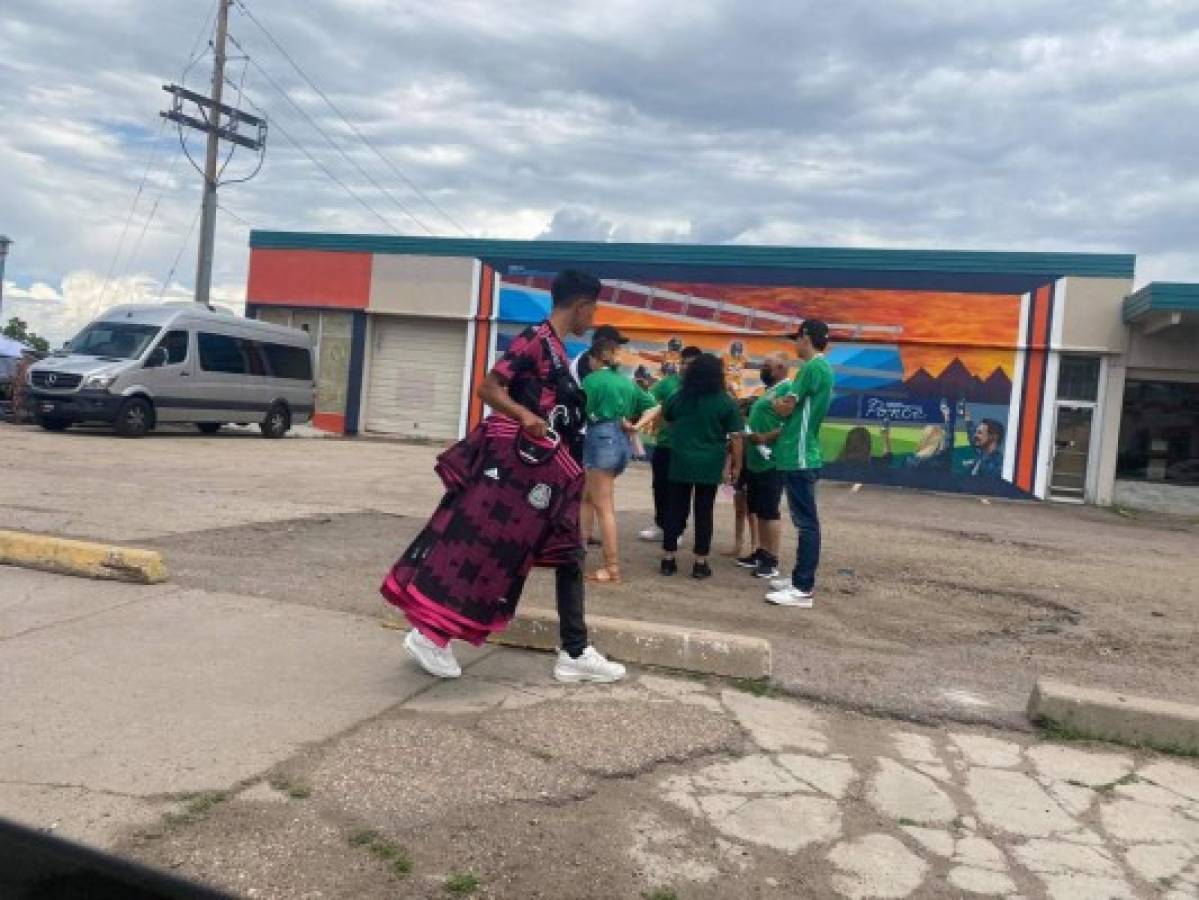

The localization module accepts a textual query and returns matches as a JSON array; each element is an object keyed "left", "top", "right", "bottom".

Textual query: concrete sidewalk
[{"left": 4, "top": 566, "right": 1199, "bottom": 899}]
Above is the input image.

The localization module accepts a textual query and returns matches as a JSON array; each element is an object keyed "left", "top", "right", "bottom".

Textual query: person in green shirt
[
  {"left": 639, "top": 345, "right": 702, "bottom": 543},
  {"left": 660, "top": 353, "right": 743, "bottom": 579},
  {"left": 581, "top": 334, "right": 658, "bottom": 584},
  {"left": 739, "top": 352, "right": 793, "bottom": 580},
  {"left": 767, "top": 320, "right": 834, "bottom": 608}
]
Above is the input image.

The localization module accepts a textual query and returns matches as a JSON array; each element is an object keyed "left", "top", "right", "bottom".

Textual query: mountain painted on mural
[{"left": 903, "top": 359, "right": 1012, "bottom": 402}]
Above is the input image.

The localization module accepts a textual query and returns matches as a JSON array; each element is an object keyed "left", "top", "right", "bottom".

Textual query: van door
[
  {"left": 143, "top": 329, "right": 194, "bottom": 423},
  {"left": 194, "top": 331, "right": 250, "bottom": 423},
  {"left": 239, "top": 338, "right": 273, "bottom": 420}
]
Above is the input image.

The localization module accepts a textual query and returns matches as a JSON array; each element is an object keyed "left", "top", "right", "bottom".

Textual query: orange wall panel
[{"left": 247, "top": 249, "right": 371, "bottom": 309}]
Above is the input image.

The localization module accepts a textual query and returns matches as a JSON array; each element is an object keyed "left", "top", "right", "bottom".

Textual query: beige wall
[
  {"left": 1125, "top": 323, "right": 1199, "bottom": 379},
  {"left": 368, "top": 255, "right": 475, "bottom": 318},
  {"left": 1059, "top": 276, "right": 1132, "bottom": 352}
]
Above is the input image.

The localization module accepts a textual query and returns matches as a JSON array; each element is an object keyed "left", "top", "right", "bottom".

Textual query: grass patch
[
  {"left": 165, "top": 790, "right": 228, "bottom": 827},
  {"left": 896, "top": 817, "right": 918, "bottom": 827},
  {"left": 1036, "top": 717, "right": 1199, "bottom": 758},
  {"left": 1065, "top": 779, "right": 1088, "bottom": 788},
  {"left": 270, "top": 776, "right": 312, "bottom": 800},
  {"left": 730, "top": 677, "right": 774, "bottom": 697},
  {"left": 644, "top": 889, "right": 679, "bottom": 900},
  {"left": 444, "top": 872, "right": 480, "bottom": 895},
  {"left": 347, "top": 829, "right": 412, "bottom": 879}
]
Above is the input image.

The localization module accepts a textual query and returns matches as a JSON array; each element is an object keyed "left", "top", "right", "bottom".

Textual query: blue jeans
[
  {"left": 582, "top": 420, "right": 630, "bottom": 475},
  {"left": 784, "top": 469, "right": 821, "bottom": 592}
]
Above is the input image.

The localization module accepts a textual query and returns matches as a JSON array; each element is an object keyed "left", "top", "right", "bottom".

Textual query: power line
[
  {"left": 235, "top": 87, "right": 404, "bottom": 234},
  {"left": 232, "top": 0, "right": 471, "bottom": 236},
  {"left": 217, "top": 203, "right": 253, "bottom": 229},
  {"left": 97, "top": 117, "right": 168, "bottom": 307},
  {"left": 158, "top": 206, "right": 203, "bottom": 301},
  {"left": 227, "top": 34, "right": 434, "bottom": 235},
  {"left": 99, "top": 0, "right": 221, "bottom": 306}
]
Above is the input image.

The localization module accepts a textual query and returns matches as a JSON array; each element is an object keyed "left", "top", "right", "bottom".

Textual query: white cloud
[{"left": 2, "top": 0, "right": 1199, "bottom": 333}]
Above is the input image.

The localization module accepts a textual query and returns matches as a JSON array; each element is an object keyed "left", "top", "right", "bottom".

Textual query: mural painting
[{"left": 488, "top": 273, "right": 1033, "bottom": 499}]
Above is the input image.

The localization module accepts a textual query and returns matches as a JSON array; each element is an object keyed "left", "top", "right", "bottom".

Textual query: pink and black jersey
[
  {"left": 492, "top": 322, "right": 586, "bottom": 459},
  {"left": 381, "top": 416, "right": 583, "bottom": 646}
]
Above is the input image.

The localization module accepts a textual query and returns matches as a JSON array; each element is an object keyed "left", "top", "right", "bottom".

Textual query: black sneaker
[
  {"left": 660, "top": 557, "right": 678, "bottom": 576},
  {"left": 735, "top": 549, "right": 763, "bottom": 569},
  {"left": 692, "top": 561, "right": 713, "bottom": 579},
  {"left": 754, "top": 556, "right": 781, "bottom": 579}
]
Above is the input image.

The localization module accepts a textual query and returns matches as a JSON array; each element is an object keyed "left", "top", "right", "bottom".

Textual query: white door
[{"left": 365, "top": 317, "right": 467, "bottom": 439}]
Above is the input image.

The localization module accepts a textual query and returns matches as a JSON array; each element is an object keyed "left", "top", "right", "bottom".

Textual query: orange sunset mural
[{"left": 495, "top": 273, "right": 1035, "bottom": 499}]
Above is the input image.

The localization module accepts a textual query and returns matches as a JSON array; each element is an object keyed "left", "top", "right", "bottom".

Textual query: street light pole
[{"left": 0, "top": 235, "right": 11, "bottom": 324}]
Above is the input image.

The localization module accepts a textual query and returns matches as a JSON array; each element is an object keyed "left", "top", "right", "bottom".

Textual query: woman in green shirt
[
  {"left": 661, "top": 353, "right": 743, "bottom": 579},
  {"left": 581, "top": 337, "right": 657, "bottom": 584}
]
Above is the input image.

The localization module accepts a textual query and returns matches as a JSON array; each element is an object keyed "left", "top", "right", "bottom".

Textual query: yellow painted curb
[{"left": 0, "top": 530, "right": 167, "bottom": 584}]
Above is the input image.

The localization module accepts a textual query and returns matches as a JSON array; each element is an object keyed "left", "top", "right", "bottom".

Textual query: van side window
[
  {"left": 198, "top": 333, "right": 246, "bottom": 375},
  {"left": 240, "top": 339, "right": 268, "bottom": 377},
  {"left": 262, "top": 343, "right": 314, "bottom": 380},
  {"left": 158, "top": 330, "right": 188, "bottom": 365}
]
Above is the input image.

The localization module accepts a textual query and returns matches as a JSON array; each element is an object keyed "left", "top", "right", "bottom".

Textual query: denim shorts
[{"left": 583, "top": 420, "right": 631, "bottom": 475}]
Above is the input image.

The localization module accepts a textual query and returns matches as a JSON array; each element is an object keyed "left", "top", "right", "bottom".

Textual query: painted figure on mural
[
  {"left": 724, "top": 340, "right": 747, "bottom": 397},
  {"left": 963, "top": 410, "right": 1005, "bottom": 478}
]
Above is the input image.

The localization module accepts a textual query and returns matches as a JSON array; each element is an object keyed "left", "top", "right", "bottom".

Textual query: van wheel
[
  {"left": 38, "top": 417, "right": 71, "bottom": 432},
  {"left": 196, "top": 423, "right": 223, "bottom": 435},
  {"left": 260, "top": 403, "right": 290, "bottom": 439},
  {"left": 115, "top": 397, "right": 153, "bottom": 438}
]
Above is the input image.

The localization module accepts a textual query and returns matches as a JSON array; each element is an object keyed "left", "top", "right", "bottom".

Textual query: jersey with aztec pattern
[{"left": 381, "top": 416, "right": 583, "bottom": 645}]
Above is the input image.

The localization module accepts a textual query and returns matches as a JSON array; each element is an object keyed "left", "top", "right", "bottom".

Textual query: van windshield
[{"left": 69, "top": 323, "right": 162, "bottom": 360}]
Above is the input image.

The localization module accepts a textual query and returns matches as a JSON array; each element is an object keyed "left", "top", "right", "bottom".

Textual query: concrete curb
[
  {"left": 492, "top": 608, "right": 771, "bottom": 679},
  {"left": 1028, "top": 678, "right": 1199, "bottom": 754},
  {"left": 0, "top": 530, "right": 167, "bottom": 585}
]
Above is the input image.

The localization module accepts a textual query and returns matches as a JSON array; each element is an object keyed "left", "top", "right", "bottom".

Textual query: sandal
[{"left": 585, "top": 566, "right": 622, "bottom": 584}]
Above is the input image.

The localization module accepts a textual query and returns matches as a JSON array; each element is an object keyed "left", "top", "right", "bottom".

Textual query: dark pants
[
  {"left": 784, "top": 469, "right": 821, "bottom": 592},
  {"left": 556, "top": 557, "right": 588, "bottom": 658},
  {"left": 651, "top": 445, "right": 672, "bottom": 529},
  {"left": 664, "top": 482, "right": 718, "bottom": 557}
]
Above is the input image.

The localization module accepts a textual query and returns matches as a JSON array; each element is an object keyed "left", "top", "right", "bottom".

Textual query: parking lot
[
  {"left": 3, "top": 422, "right": 1199, "bottom": 898},
  {"left": 4, "top": 421, "right": 1196, "bottom": 728}
]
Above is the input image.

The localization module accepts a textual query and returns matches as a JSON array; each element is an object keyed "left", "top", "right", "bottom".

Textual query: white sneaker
[
  {"left": 770, "top": 577, "right": 793, "bottom": 591},
  {"left": 765, "top": 587, "right": 814, "bottom": 608},
  {"left": 404, "top": 629, "right": 461, "bottom": 678},
  {"left": 639, "top": 526, "right": 664, "bottom": 542},
  {"left": 554, "top": 646, "right": 627, "bottom": 684}
]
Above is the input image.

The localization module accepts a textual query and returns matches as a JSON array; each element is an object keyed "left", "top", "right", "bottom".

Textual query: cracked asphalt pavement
[{"left": 2, "top": 424, "right": 1198, "bottom": 898}]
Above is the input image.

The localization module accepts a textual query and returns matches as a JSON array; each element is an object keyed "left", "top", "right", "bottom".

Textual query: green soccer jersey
[
  {"left": 664, "top": 391, "right": 743, "bottom": 485},
  {"left": 581, "top": 367, "right": 656, "bottom": 423},
  {"left": 648, "top": 374, "right": 681, "bottom": 448},
  {"left": 745, "top": 382, "right": 793, "bottom": 473},
  {"left": 775, "top": 356, "right": 834, "bottom": 472}
]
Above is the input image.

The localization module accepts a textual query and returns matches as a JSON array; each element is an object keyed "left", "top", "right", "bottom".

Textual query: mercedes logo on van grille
[{"left": 46, "top": 373, "right": 58, "bottom": 386}]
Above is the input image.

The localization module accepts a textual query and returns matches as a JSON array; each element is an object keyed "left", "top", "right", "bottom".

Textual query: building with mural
[{"left": 244, "top": 233, "right": 1199, "bottom": 513}]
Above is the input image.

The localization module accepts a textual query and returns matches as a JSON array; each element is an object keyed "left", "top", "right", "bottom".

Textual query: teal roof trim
[
  {"left": 1123, "top": 282, "right": 1199, "bottom": 322},
  {"left": 249, "top": 231, "right": 1135, "bottom": 279}
]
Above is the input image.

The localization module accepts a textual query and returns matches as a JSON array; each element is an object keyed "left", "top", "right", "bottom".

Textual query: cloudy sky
[{"left": 2, "top": 0, "right": 1198, "bottom": 344}]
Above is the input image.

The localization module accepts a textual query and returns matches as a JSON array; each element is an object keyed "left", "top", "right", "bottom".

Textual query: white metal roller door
[{"left": 365, "top": 317, "right": 467, "bottom": 438}]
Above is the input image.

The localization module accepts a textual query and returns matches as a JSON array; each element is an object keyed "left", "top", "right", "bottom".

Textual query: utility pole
[
  {"left": 161, "top": 0, "right": 266, "bottom": 307},
  {"left": 0, "top": 235, "right": 10, "bottom": 322},
  {"left": 194, "top": 0, "right": 231, "bottom": 308}
]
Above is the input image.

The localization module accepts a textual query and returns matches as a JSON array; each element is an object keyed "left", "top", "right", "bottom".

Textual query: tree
[{"left": 3, "top": 316, "right": 49, "bottom": 353}]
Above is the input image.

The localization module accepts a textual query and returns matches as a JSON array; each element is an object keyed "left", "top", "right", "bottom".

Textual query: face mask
[{"left": 760, "top": 366, "right": 778, "bottom": 388}]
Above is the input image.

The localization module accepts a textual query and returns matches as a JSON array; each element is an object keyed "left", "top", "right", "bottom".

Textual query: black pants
[
  {"left": 651, "top": 446, "right": 673, "bottom": 529},
  {"left": 556, "top": 556, "right": 588, "bottom": 657},
  {"left": 664, "top": 482, "right": 717, "bottom": 557}
]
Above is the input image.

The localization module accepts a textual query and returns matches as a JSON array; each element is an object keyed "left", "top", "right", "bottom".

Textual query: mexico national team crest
[{"left": 527, "top": 483, "right": 552, "bottom": 510}]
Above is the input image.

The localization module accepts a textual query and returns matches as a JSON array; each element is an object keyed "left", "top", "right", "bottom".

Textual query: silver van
[{"left": 27, "top": 303, "right": 316, "bottom": 438}]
